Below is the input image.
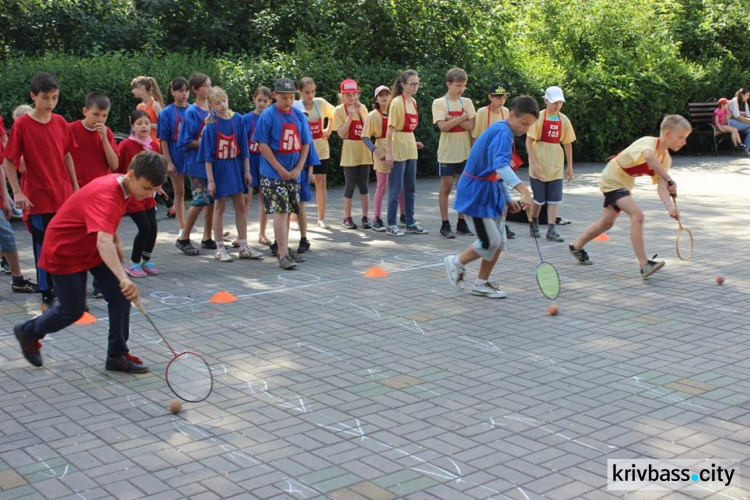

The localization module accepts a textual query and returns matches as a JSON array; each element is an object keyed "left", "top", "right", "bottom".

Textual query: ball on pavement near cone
[
  {"left": 546, "top": 304, "right": 559, "bottom": 316},
  {"left": 716, "top": 276, "right": 724, "bottom": 285},
  {"left": 168, "top": 399, "right": 182, "bottom": 414}
]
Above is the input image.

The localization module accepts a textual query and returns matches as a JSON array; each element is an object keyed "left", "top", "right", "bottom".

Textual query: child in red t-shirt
[
  {"left": 69, "top": 92, "right": 120, "bottom": 188},
  {"left": 2, "top": 72, "right": 79, "bottom": 310},
  {"left": 118, "top": 110, "right": 164, "bottom": 278},
  {"left": 13, "top": 151, "right": 168, "bottom": 373},
  {"left": 69, "top": 91, "right": 120, "bottom": 299}
]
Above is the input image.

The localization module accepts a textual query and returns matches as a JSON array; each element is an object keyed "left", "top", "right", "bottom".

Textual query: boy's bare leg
[
  {"left": 572, "top": 206, "right": 619, "bottom": 251},
  {"left": 315, "top": 174, "right": 327, "bottom": 222},
  {"left": 298, "top": 202, "right": 308, "bottom": 239},
  {"left": 438, "top": 176, "right": 454, "bottom": 221},
  {"left": 612, "top": 196, "right": 648, "bottom": 267},
  {"left": 477, "top": 250, "right": 502, "bottom": 280},
  {"left": 273, "top": 213, "right": 289, "bottom": 257},
  {"left": 171, "top": 172, "right": 186, "bottom": 230},
  {"left": 212, "top": 198, "right": 226, "bottom": 245},
  {"left": 547, "top": 204, "right": 559, "bottom": 229},
  {"left": 202, "top": 204, "right": 214, "bottom": 242},
  {"left": 233, "top": 195, "right": 248, "bottom": 241}
]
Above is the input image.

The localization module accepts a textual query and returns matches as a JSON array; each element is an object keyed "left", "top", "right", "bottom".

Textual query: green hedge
[{"left": 1, "top": 39, "right": 746, "bottom": 187}]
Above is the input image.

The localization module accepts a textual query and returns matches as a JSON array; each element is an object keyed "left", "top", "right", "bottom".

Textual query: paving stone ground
[{"left": 1, "top": 153, "right": 749, "bottom": 500}]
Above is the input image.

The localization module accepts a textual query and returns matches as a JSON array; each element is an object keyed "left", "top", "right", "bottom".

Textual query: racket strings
[
  {"left": 166, "top": 353, "right": 213, "bottom": 402},
  {"left": 536, "top": 262, "right": 561, "bottom": 300},
  {"left": 676, "top": 228, "right": 694, "bottom": 260}
]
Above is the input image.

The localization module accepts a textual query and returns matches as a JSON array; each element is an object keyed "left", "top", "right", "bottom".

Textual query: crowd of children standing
[{"left": 3, "top": 69, "right": 726, "bottom": 312}]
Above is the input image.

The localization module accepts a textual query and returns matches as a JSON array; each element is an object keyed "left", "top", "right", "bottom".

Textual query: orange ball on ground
[{"left": 546, "top": 304, "right": 559, "bottom": 316}]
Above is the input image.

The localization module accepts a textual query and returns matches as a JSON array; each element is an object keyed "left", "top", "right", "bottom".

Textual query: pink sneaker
[
  {"left": 125, "top": 263, "right": 147, "bottom": 278},
  {"left": 141, "top": 261, "right": 159, "bottom": 275}
]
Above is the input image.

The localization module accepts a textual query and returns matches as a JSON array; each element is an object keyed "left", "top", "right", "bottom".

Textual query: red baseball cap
[
  {"left": 340, "top": 79, "right": 360, "bottom": 94},
  {"left": 718, "top": 98, "right": 729, "bottom": 105}
]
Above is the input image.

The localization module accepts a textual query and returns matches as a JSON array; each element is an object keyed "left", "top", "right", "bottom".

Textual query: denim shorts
[
  {"left": 531, "top": 178, "right": 563, "bottom": 205},
  {"left": 0, "top": 215, "right": 17, "bottom": 253}
]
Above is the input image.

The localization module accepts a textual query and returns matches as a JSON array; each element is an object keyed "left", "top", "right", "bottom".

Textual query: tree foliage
[{"left": 0, "top": 0, "right": 747, "bottom": 166}]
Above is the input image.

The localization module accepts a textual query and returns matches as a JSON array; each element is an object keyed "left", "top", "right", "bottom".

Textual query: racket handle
[{"left": 120, "top": 280, "right": 147, "bottom": 315}]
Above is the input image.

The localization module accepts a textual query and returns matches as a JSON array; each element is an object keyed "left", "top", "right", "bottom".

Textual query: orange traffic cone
[
  {"left": 364, "top": 266, "right": 388, "bottom": 278},
  {"left": 74, "top": 311, "right": 97, "bottom": 325},
  {"left": 210, "top": 290, "right": 237, "bottom": 303},
  {"left": 593, "top": 233, "right": 611, "bottom": 242}
]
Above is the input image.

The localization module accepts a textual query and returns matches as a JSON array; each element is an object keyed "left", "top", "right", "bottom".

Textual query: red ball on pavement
[
  {"left": 546, "top": 304, "right": 559, "bottom": 316},
  {"left": 716, "top": 276, "right": 725, "bottom": 285}
]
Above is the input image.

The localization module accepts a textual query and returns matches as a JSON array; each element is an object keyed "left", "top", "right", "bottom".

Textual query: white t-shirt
[{"left": 728, "top": 97, "right": 750, "bottom": 119}]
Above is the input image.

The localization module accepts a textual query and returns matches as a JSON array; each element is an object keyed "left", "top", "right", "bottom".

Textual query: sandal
[
  {"left": 258, "top": 235, "right": 272, "bottom": 246},
  {"left": 175, "top": 239, "right": 200, "bottom": 256}
]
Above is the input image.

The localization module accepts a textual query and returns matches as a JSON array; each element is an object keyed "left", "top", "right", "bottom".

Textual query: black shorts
[
  {"left": 312, "top": 159, "right": 329, "bottom": 175},
  {"left": 603, "top": 188, "right": 630, "bottom": 213}
]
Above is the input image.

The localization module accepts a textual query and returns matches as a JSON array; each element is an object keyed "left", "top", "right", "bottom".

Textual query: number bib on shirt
[
  {"left": 216, "top": 131, "right": 238, "bottom": 160},
  {"left": 247, "top": 119, "right": 260, "bottom": 154},
  {"left": 309, "top": 119, "right": 324, "bottom": 140},
  {"left": 346, "top": 107, "right": 363, "bottom": 140},
  {"left": 401, "top": 95, "right": 418, "bottom": 133},
  {"left": 277, "top": 107, "right": 301, "bottom": 154},
  {"left": 446, "top": 96, "right": 465, "bottom": 133},
  {"left": 540, "top": 111, "right": 562, "bottom": 144}
]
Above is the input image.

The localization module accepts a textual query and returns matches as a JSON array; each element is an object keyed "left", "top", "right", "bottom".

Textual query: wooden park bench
[{"left": 685, "top": 101, "right": 730, "bottom": 156}]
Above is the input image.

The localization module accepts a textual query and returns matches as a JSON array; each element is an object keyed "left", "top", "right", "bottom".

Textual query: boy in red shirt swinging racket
[{"left": 13, "top": 152, "right": 168, "bottom": 373}]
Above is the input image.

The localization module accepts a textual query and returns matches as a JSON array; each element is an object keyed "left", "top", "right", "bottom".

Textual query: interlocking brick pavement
[{"left": 1, "top": 154, "right": 749, "bottom": 499}]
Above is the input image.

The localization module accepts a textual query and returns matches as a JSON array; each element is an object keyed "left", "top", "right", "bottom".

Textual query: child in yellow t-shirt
[
  {"left": 569, "top": 115, "right": 691, "bottom": 278},
  {"left": 472, "top": 83, "right": 510, "bottom": 141},
  {"left": 472, "top": 82, "right": 516, "bottom": 238},
  {"left": 526, "top": 86, "right": 576, "bottom": 243},
  {"left": 333, "top": 79, "right": 373, "bottom": 229},
  {"left": 297, "top": 77, "right": 336, "bottom": 229},
  {"left": 362, "top": 85, "right": 392, "bottom": 231},
  {"left": 432, "top": 68, "right": 475, "bottom": 238}
]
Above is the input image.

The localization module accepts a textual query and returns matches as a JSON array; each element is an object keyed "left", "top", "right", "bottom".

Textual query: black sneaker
[
  {"left": 568, "top": 244, "right": 593, "bottom": 265},
  {"left": 105, "top": 353, "right": 149, "bottom": 373},
  {"left": 440, "top": 224, "right": 456, "bottom": 239},
  {"left": 12, "top": 278, "right": 39, "bottom": 294},
  {"left": 270, "top": 241, "right": 278, "bottom": 257},
  {"left": 201, "top": 239, "right": 217, "bottom": 250},
  {"left": 40, "top": 296, "right": 55, "bottom": 312},
  {"left": 456, "top": 219, "right": 473, "bottom": 235},
  {"left": 400, "top": 214, "right": 406, "bottom": 225},
  {"left": 0, "top": 257, "right": 10, "bottom": 275},
  {"left": 92, "top": 287, "right": 104, "bottom": 299},
  {"left": 372, "top": 218, "right": 386, "bottom": 232},
  {"left": 297, "top": 238, "right": 311, "bottom": 253},
  {"left": 343, "top": 217, "right": 357, "bottom": 229},
  {"left": 14, "top": 323, "right": 42, "bottom": 367},
  {"left": 641, "top": 255, "right": 665, "bottom": 278},
  {"left": 287, "top": 249, "right": 306, "bottom": 263},
  {"left": 361, "top": 217, "right": 372, "bottom": 229},
  {"left": 505, "top": 225, "right": 516, "bottom": 239}
]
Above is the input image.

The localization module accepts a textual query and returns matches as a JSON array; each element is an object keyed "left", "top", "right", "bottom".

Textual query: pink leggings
[{"left": 374, "top": 172, "right": 405, "bottom": 220}]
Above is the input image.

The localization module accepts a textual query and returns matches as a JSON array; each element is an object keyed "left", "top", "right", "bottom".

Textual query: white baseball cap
[{"left": 543, "top": 86, "right": 565, "bottom": 103}]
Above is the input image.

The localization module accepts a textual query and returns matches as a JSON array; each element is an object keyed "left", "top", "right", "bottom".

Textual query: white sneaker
[
  {"left": 386, "top": 225, "right": 404, "bottom": 237},
  {"left": 215, "top": 249, "right": 233, "bottom": 262},
  {"left": 317, "top": 220, "right": 330, "bottom": 229},
  {"left": 444, "top": 255, "right": 465, "bottom": 290},
  {"left": 471, "top": 281, "right": 507, "bottom": 299},
  {"left": 239, "top": 247, "right": 264, "bottom": 259}
]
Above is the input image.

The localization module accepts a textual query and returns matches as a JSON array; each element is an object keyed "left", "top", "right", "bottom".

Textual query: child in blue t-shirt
[
  {"left": 158, "top": 77, "right": 190, "bottom": 231},
  {"left": 175, "top": 72, "right": 214, "bottom": 256},
  {"left": 444, "top": 96, "right": 538, "bottom": 299},
  {"left": 199, "top": 87, "right": 264, "bottom": 263},
  {"left": 253, "top": 78, "right": 312, "bottom": 270},
  {"left": 243, "top": 87, "right": 273, "bottom": 248}
]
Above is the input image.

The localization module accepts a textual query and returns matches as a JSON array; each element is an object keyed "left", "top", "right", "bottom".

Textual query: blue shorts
[
  {"left": 531, "top": 178, "right": 563, "bottom": 205},
  {"left": 190, "top": 177, "right": 212, "bottom": 207},
  {"left": 0, "top": 215, "right": 18, "bottom": 253},
  {"left": 299, "top": 168, "right": 312, "bottom": 203},
  {"left": 603, "top": 188, "right": 631, "bottom": 213},
  {"left": 438, "top": 161, "right": 466, "bottom": 177}
]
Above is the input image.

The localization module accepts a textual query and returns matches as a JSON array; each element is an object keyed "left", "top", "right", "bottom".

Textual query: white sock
[{"left": 474, "top": 279, "right": 487, "bottom": 287}]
